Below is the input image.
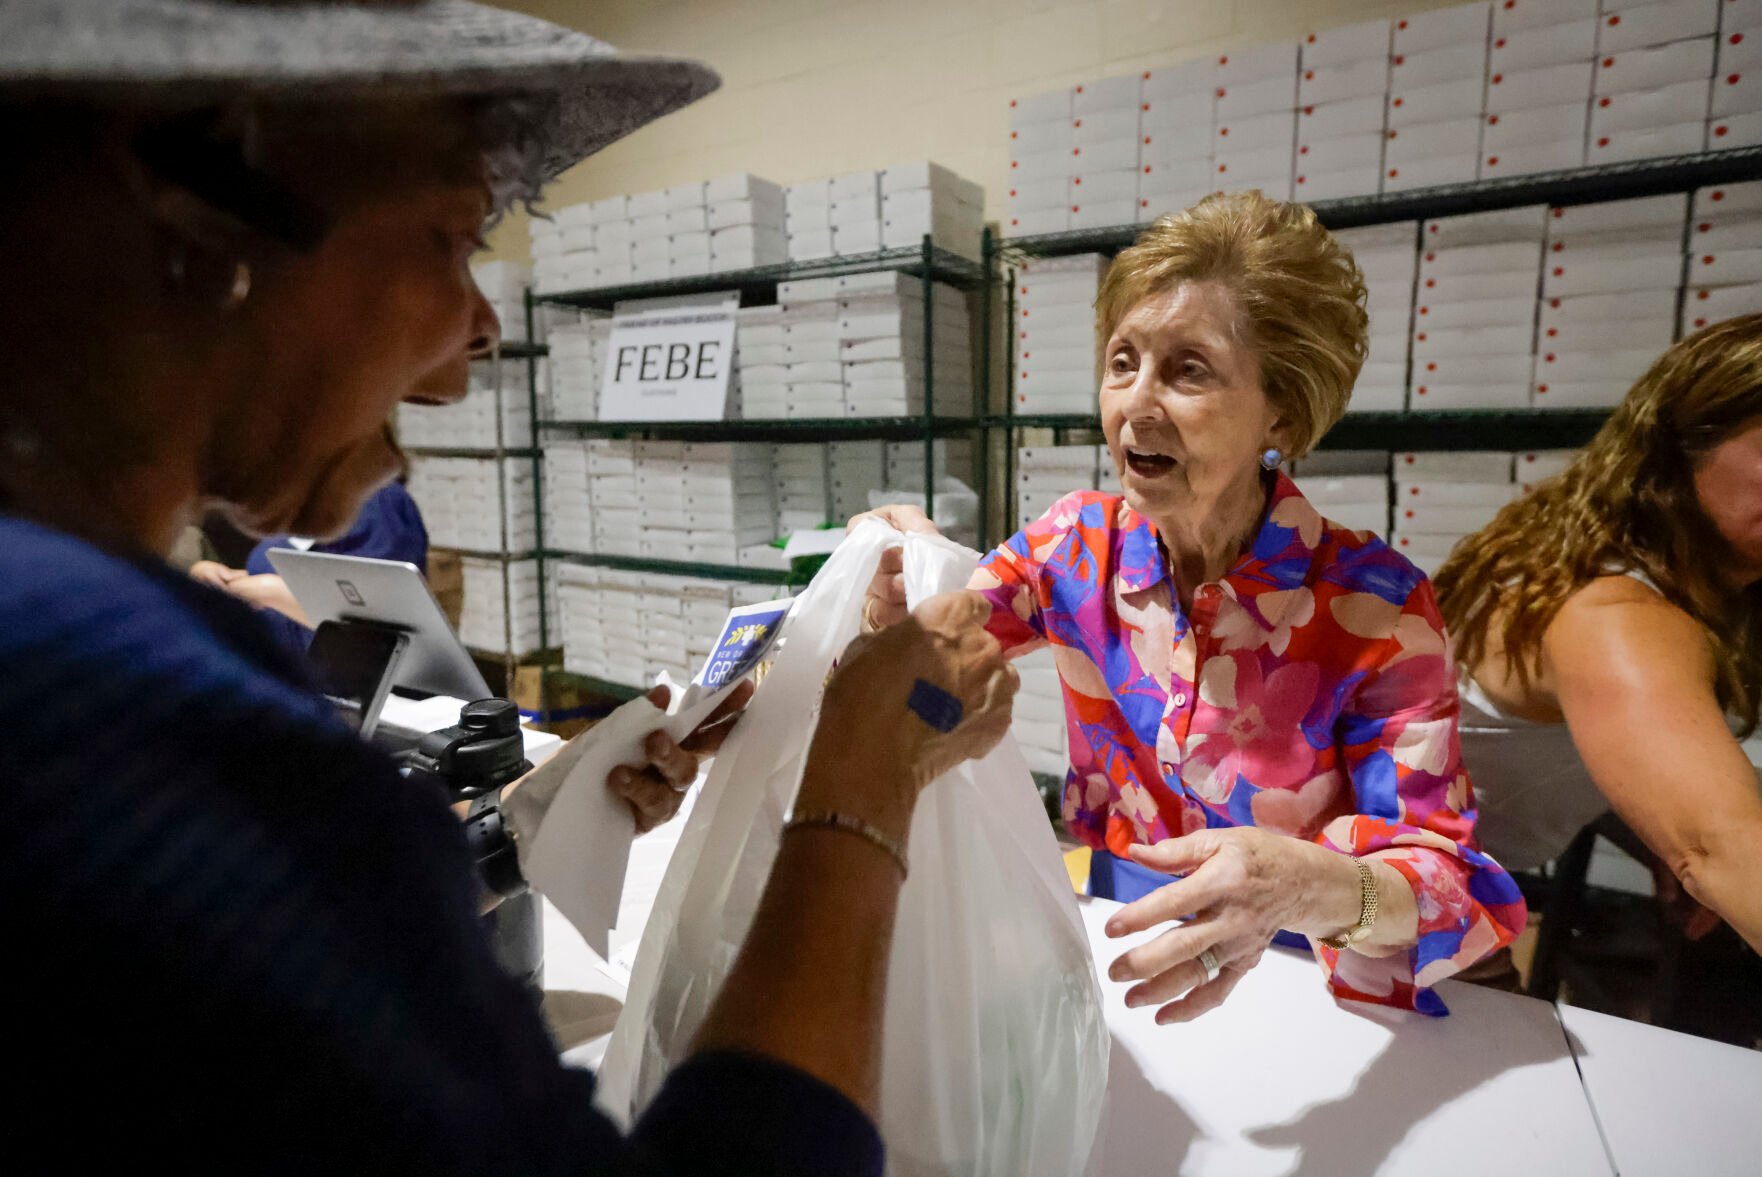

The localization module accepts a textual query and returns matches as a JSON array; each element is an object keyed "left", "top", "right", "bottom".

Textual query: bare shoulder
[{"left": 1545, "top": 575, "right": 1716, "bottom": 686}]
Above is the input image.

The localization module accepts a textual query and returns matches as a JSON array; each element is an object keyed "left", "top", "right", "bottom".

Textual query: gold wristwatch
[{"left": 1319, "top": 856, "right": 1379, "bottom": 950}]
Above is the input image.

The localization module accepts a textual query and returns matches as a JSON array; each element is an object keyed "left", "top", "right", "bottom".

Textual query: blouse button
[
  {"left": 1173, "top": 691, "right": 1188, "bottom": 707},
  {"left": 1160, "top": 761, "right": 1175, "bottom": 775}
]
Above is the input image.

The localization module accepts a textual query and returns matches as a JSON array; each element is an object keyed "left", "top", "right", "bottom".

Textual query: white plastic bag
[{"left": 598, "top": 521, "right": 1109, "bottom": 1176}]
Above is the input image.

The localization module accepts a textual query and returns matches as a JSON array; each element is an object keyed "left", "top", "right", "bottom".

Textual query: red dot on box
[
  {"left": 1076, "top": 85, "right": 1085, "bottom": 92},
  {"left": 1216, "top": 87, "right": 1226, "bottom": 97},
  {"left": 1141, "top": 200, "right": 1149, "bottom": 207},
  {"left": 1504, "top": 1, "right": 1513, "bottom": 8},
  {"left": 1496, "top": 38, "right": 1505, "bottom": 48},
  {"left": 1427, "top": 362, "right": 1437, "bottom": 371},
  {"left": 1395, "top": 55, "right": 1405, "bottom": 65},
  {"left": 1219, "top": 56, "right": 1228, "bottom": 65},
  {"left": 1492, "top": 73, "right": 1502, "bottom": 84},
  {"left": 1393, "top": 97, "right": 1404, "bottom": 107},
  {"left": 1010, "top": 131, "right": 1018, "bottom": 138},
  {"left": 1221, "top": 127, "right": 1230, "bottom": 135},
  {"left": 1307, "top": 34, "right": 1315, "bottom": 43},
  {"left": 1547, "top": 327, "right": 1557, "bottom": 337},
  {"left": 1553, "top": 242, "right": 1564, "bottom": 251},
  {"left": 1306, "top": 71, "right": 1314, "bottom": 80},
  {"left": 1554, "top": 266, "right": 1564, "bottom": 276},
  {"left": 1074, "top": 118, "right": 1083, "bottom": 127},
  {"left": 1538, "top": 384, "right": 1548, "bottom": 394},
  {"left": 1609, "top": 15, "right": 1620, "bottom": 25},
  {"left": 1717, "top": 125, "right": 1730, "bottom": 137},
  {"left": 1603, "top": 57, "right": 1614, "bottom": 67},
  {"left": 1489, "top": 115, "right": 1500, "bottom": 125},
  {"left": 1546, "top": 353, "right": 1555, "bottom": 362},
  {"left": 1299, "top": 145, "right": 1308, "bottom": 154},
  {"left": 1398, "top": 19, "right": 1407, "bottom": 29},
  {"left": 1553, "top": 208, "right": 1564, "bottom": 217},
  {"left": 1143, "top": 70, "right": 1151, "bottom": 79},
  {"left": 1143, "top": 165, "right": 1152, "bottom": 173},
  {"left": 1729, "top": 74, "right": 1742, "bottom": 85},
  {"left": 1304, "top": 105, "right": 1315, "bottom": 115},
  {"left": 1698, "top": 289, "right": 1710, "bottom": 300},
  {"left": 1426, "top": 278, "right": 1435, "bottom": 288},
  {"left": 1705, "top": 255, "right": 1716, "bottom": 264},
  {"left": 1389, "top": 130, "right": 1400, "bottom": 139},
  {"left": 1696, "top": 318, "right": 1708, "bottom": 327},
  {"left": 1600, "top": 97, "right": 1611, "bottom": 107},
  {"left": 1419, "top": 306, "right": 1428, "bottom": 314},
  {"left": 1389, "top": 168, "right": 1399, "bottom": 177},
  {"left": 1597, "top": 137, "right": 1609, "bottom": 147},
  {"left": 1417, "top": 332, "right": 1427, "bottom": 341},
  {"left": 1713, "top": 190, "right": 1725, "bottom": 201}
]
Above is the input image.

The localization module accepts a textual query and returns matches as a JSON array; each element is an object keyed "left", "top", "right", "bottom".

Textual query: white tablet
[{"left": 267, "top": 548, "right": 491, "bottom": 702}]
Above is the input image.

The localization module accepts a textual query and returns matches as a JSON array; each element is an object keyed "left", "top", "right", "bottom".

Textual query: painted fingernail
[
  {"left": 908, "top": 678, "right": 963, "bottom": 732},
  {"left": 1125, "top": 991, "right": 1145, "bottom": 1008},
  {"left": 1106, "top": 921, "right": 1124, "bottom": 937},
  {"left": 1109, "top": 960, "right": 1129, "bottom": 982}
]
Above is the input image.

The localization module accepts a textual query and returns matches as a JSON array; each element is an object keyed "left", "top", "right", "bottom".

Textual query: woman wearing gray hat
[{"left": 0, "top": 3, "right": 1016, "bottom": 1173}]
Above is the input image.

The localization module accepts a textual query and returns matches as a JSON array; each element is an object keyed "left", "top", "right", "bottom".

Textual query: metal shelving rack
[
  {"left": 530, "top": 232, "right": 1003, "bottom": 696},
  {"left": 989, "top": 147, "right": 1762, "bottom": 533}
]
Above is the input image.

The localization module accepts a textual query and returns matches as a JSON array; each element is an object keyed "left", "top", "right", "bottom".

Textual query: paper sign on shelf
[
  {"left": 599, "top": 292, "right": 739, "bottom": 421},
  {"left": 504, "top": 598, "right": 792, "bottom": 957}
]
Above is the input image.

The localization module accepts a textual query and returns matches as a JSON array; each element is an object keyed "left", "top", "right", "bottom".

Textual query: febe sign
[{"left": 599, "top": 302, "right": 738, "bottom": 421}]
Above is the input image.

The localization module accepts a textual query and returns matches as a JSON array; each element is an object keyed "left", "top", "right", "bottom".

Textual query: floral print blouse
[{"left": 972, "top": 475, "right": 1526, "bottom": 1014}]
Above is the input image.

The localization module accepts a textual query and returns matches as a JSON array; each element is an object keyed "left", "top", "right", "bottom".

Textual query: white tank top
[{"left": 1459, "top": 570, "right": 1762, "bottom": 872}]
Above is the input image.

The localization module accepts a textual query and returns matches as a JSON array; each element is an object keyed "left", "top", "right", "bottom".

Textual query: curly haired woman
[{"left": 1434, "top": 314, "right": 1762, "bottom": 954}]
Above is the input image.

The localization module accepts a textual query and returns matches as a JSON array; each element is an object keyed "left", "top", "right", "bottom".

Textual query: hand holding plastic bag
[{"left": 599, "top": 522, "right": 1109, "bottom": 1177}]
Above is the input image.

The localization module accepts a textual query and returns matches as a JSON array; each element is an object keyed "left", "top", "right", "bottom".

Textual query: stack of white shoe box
[
  {"left": 1481, "top": 0, "right": 1595, "bottom": 180},
  {"left": 1296, "top": 19, "right": 1393, "bottom": 202},
  {"left": 471, "top": 261, "right": 535, "bottom": 344},
  {"left": 1007, "top": 88, "right": 1076, "bottom": 236},
  {"left": 734, "top": 305, "right": 786, "bottom": 419},
  {"left": 827, "top": 441, "right": 887, "bottom": 522},
  {"left": 783, "top": 178, "right": 835, "bottom": 262},
  {"left": 626, "top": 187, "right": 672, "bottom": 283},
  {"left": 557, "top": 566, "right": 779, "bottom": 689},
  {"left": 530, "top": 203, "right": 598, "bottom": 296},
  {"left": 1534, "top": 193, "right": 1686, "bottom": 409},
  {"left": 838, "top": 275, "right": 973, "bottom": 418},
  {"left": 706, "top": 173, "right": 787, "bottom": 271},
  {"left": 592, "top": 197, "right": 635, "bottom": 286},
  {"left": 1409, "top": 204, "right": 1546, "bottom": 411},
  {"left": 1337, "top": 221, "right": 1419, "bottom": 411},
  {"left": 586, "top": 441, "right": 640, "bottom": 558},
  {"left": 622, "top": 442, "right": 777, "bottom": 567},
  {"left": 884, "top": 439, "right": 976, "bottom": 498},
  {"left": 397, "top": 373, "right": 532, "bottom": 449},
  {"left": 1384, "top": 3, "right": 1491, "bottom": 192},
  {"left": 879, "top": 162, "right": 984, "bottom": 259},
  {"left": 1683, "top": 179, "right": 1762, "bottom": 331},
  {"left": 1711, "top": 2, "right": 1762, "bottom": 146},
  {"left": 1012, "top": 646, "right": 1070, "bottom": 779},
  {"left": 1138, "top": 59, "right": 1218, "bottom": 220},
  {"left": 1213, "top": 42, "right": 1300, "bottom": 201},
  {"left": 779, "top": 289, "right": 845, "bottom": 419},
  {"left": 408, "top": 456, "right": 539, "bottom": 553},
  {"left": 660, "top": 181, "right": 711, "bottom": 279},
  {"left": 459, "top": 557, "right": 553, "bottom": 655},
  {"left": 1587, "top": 0, "right": 1719, "bottom": 166},
  {"left": 773, "top": 443, "right": 834, "bottom": 535},
  {"left": 1389, "top": 451, "right": 1522, "bottom": 574},
  {"left": 1017, "top": 444, "right": 1102, "bottom": 526},
  {"left": 544, "top": 316, "right": 613, "bottom": 421},
  {"left": 1069, "top": 74, "right": 1143, "bottom": 232},
  {"left": 542, "top": 439, "right": 594, "bottom": 554},
  {"left": 1015, "top": 254, "right": 1107, "bottom": 415}
]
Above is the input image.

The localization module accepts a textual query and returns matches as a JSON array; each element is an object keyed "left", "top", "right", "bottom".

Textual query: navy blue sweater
[{"left": 2, "top": 514, "right": 881, "bottom": 1175}]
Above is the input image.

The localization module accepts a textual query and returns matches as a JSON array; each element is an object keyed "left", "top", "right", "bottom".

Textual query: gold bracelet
[
  {"left": 1318, "top": 855, "right": 1379, "bottom": 950},
  {"left": 783, "top": 809, "right": 908, "bottom": 879}
]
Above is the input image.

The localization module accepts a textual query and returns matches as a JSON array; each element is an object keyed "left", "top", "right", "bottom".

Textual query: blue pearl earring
[{"left": 1259, "top": 447, "right": 1283, "bottom": 471}]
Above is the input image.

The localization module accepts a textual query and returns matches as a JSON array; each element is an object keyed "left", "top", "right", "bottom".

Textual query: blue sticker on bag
[{"left": 907, "top": 678, "right": 963, "bottom": 733}]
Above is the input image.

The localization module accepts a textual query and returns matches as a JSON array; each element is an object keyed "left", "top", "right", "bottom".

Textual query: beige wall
[{"left": 487, "top": 0, "right": 1477, "bottom": 260}]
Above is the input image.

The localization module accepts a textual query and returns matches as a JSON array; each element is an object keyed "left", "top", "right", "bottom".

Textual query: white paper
[{"left": 505, "top": 599, "right": 791, "bottom": 956}]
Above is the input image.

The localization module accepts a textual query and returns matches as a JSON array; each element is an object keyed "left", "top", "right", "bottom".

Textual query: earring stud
[{"left": 1259, "top": 447, "right": 1283, "bottom": 471}]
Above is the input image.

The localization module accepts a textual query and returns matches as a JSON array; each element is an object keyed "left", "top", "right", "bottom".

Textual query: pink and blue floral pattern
[{"left": 972, "top": 475, "right": 1526, "bottom": 1014}]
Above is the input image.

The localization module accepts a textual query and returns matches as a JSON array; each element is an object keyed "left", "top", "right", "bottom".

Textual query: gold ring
[
  {"left": 1198, "top": 948, "right": 1221, "bottom": 984},
  {"left": 862, "top": 595, "right": 883, "bottom": 632}
]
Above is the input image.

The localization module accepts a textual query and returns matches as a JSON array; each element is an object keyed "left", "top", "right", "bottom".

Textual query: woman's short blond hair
[{"left": 1094, "top": 190, "right": 1369, "bottom": 457}]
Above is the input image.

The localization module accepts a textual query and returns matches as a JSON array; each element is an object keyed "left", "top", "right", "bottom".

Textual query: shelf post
[{"left": 921, "top": 234, "right": 936, "bottom": 523}]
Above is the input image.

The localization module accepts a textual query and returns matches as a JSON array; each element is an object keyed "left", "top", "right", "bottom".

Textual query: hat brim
[{"left": 0, "top": 1, "right": 721, "bottom": 182}]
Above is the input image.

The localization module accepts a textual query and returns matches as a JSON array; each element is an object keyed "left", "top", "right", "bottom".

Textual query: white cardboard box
[
  {"left": 1012, "top": 118, "right": 1076, "bottom": 154},
  {"left": 1141, "top": 59, "right": 1216, "bottom": 100},
  {"left": 1531, "top": 379, "right": 1630, "bottom": 407},
  {"left": 1422, "top": 240, "right": 1545, "bottom": 278},
  {"left": 1692, "top": 245, "right": 1762, "bottom": 284},
  {"left": 1010, "top": 149, "right": 1076, "bottom": 183},
  {"left": 1596, "top": 37, "right": 1717, "bottom": 94},
  {"left": 1412, "top": 323, "right": 1537, "bottom": 358},
  {"left": 1141, "top": 90, "right": 1218, "bottom": 129},
  {"left": 1496, "top": 0, "right": 1600, "bottom": 35},
  {"left": 1407, "top": 382, "right": 1532, "bottom": 410},
  {"left": 1395, "top": 501, "right": 1509, "bottom": 532},
  {"left": 1396, "top": 450, "right": 1515, "bottom": 480},
  {"left": 1073, "top": 73, "right": 1141, "bottom": 115},
  {"left": 1713, "top": 67, "right": 1762, "bottom": 116},
  {"left": 1217, "top": 74, "right": 1299, "bottom": 121},
  {"left": 1303, "top": 19, "right": 1392, "bottom": 69},
  {"left": 1588, "top": 118, "right": 1707, "bottom": 161},
  {"left": 1217, "top": 108, "right": 1299, "bottom": 151},
  {"left": 1010, "top": 89, "right": 1073, "bottom": 128},
  {"left": 664, "top": 181, "right": 706, "bottom": 211},
  {"left": 1414, "top": 354, "right": 1535, "bottom": 385},
  {"left": 1071, "top": 199, "right": 1138, "bottom": 229},
  {"left": 1681, "top": 281, "right": 1762, "bottom": 330},
  {"left": 1388, "top": 76, "right": 1488, "bottom": 126},
  {"left": 1533, "top": 346, "right": 1659, "bottom": 383},
  {"left": 1396, "top": 480, "right": 1523, "bottom": 506},
  {"left": 1300, "top": 130, "right": 1386, "bottom": 173},
  {"left": 1294, "top": 165, "right": 1383, "bottom": 200},
  {"left": 1592, "top": 77, "right": 1714, "bottom": 134},
  {"left": 706, "top": 173, "right": 784, "bottom": 205},
  {"left": 1392, "top": 42, "right": 1491, "bottom": 88},
  {"left": 1008, "top": 176, "right": 1070, "bottom": 211},
  {"left": 1301, "top": 94, "right": 1388, "bottom": 137},
  {"left": 1545, "top": 248, "right": 1687, "bottom": 295},
  {"left": 1300, "top": 57, "right": 1391, "bottom": 106},
  {"left": 1484, "top": 101, "right": 1590, "bottom": 149},
  {"left": 1216, "top": 41, "right": 1300, "bottom": 85},
  {"left": 1394, "top": 3, "right": 1493, "bottom": 55},
  {"left": 1488, "top": 59, "right": 1595, "bottom": 109},
  {"left": 1721, "top": 24, "right": 1762, "bottom": 72},
  {"left": 1541, "top": 287, "right": 1679, "bottom": 324},
  {"left": 1692, "top": 177, "right": 1762, "bottom": 218},
  {"left": 1489, "top": 19, "right": 1599, "bottom": 72},
  {"left": 1007, "top": 207, "right": 1070, "bottom": 235},
  {"left": 1709, "top": 108, "right": 1762, "bottom": 144},
  {"left": 1549, "top": 192, "right": 1686, "bottom": 236},
  {"left": 1071, "top": 168, "right": 1140, "bottom": 203},
  {"left": 1482, "top": 136, "right": 1586, "bottom": 176},
  {"left": 1539, "top": 315, "right": 1675, "bottom": 353},
  {"left": 1597, "top": 0, "right": 1722, "bottom": 55},
  {"left": 1514, "top": 449, "right": 1578, "bottom": 482},
  {"left": 1386, "top": 116, "right": 1485, "bottom": 163},
  {"left": 1071, "top": 138, "right": 1139, "bottom": 171},
  {"left": 1215, "top": 143, "right": 1297, "bottom": 180},
  {"left": 1417, "top": 287, "right": 1541, "bottom": 326},
  {"left": 1384, "top": 152, "right": 1480, "bottom": 190},
  {"left": 1074, "top": 106, "right": 1141, "bottom": 143}
]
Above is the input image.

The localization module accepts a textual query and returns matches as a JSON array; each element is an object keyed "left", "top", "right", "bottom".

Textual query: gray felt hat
[{"left": 0, "top": 0, "right": 721, "bottom": 183}]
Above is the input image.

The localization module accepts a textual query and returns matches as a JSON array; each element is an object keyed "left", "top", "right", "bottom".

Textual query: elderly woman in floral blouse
[{"left": 860, "top": 191, "right": 1525, "bottom": 1020}]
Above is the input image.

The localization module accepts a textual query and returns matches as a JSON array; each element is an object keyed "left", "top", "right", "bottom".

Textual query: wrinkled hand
[
  {"left": 1103, "top": 827, "right": 1352, "bottom": 1024},
  {"left": 608, "top": 681, "right": 754, "bottom": 834},
  {"left": 846, "top": 505, "right": 941, "bottom": 632},
  {"left": 189, "top": 560, "right": 246, "bottom": 590},
  {"left": 809, "top": 591, "right": 1018, "bottom": 806}
]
